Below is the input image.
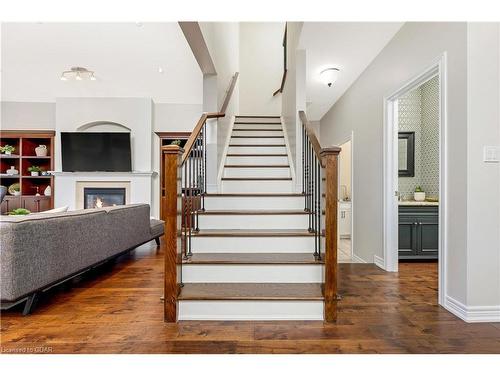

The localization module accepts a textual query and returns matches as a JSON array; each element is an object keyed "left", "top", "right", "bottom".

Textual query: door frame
[
  {"left": 337, "top": 132, "right": 354, "bottom": 261},
  {"left": 382, "top": 53, "right": 448, "bottom": 306}
]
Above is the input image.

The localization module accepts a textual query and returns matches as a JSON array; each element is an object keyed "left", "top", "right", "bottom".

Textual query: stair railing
[
  {"left": 299, "top": 110, "right": 341, "bottom": 322},
  {"left": 162, "top": 72, "right": 239, "bottom": 322}
]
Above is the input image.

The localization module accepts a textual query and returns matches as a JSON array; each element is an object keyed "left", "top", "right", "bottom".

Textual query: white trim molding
[
  {"left": 373, "top": 255, "right": 385, "bottom": 269},
  {"left": 280, "top": 116, "right": 298, "bottom": 192},
  {"left": 445, "top": 296, "right": 500, "bottom": 323},
  {"left": 382, "top": 53, "right": 448, "bottom": 308},
  {"left": 217, "top": 115, "right": 236, "bottom": 188}
]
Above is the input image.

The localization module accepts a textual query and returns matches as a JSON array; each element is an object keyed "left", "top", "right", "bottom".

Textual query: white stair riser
[
  {"left": 179, "top": 301, "right": 323, "bottom": 320},
  {"left": 198, "top": 213, "right": 308, "bottom": 229},
  {"left": 230, "top": 137, "right": 285, "bottom": 145},
  {"left": 233, "top": 125, "right": 283, "bottom": 131},
  {"left": 225, "top": 156, "right": 289, "bottom": 165},
  {"left": 204, "top": 196, "right": 304, "bottom": 210},
  {"left": 221, "top": 180, "right": 293, "bottom": 193},
  {"left": 228, "top": 146, "right": 287, "bottom": 154},
  {"left": 232, "top": 130, "right": 284, "bottom": 136},
  {"left": 183, "top": 265, "right": 323, "bottom": 283},
  {"left": 191, "top": 236, "right": 316, "bottom": 252},
  {"left": 223, "top": 167, "right": 291, "bottom": 178}
]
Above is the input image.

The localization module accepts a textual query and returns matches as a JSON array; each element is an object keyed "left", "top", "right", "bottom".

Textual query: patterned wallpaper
[{"left": 398, "top": 76, "right": 439, "bottom": 199}]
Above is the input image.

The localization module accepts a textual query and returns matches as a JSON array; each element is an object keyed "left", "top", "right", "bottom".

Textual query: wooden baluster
[
  {"left": 162, "top": 145, "right": 183, "bottom": 323},
  {"left": 320, "top": 146, "right": 341, "bottom": 322}
]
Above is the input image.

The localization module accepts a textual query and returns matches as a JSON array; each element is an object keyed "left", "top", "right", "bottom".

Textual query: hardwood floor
[{"left": 1, "top": 241, "right": 499, "bottom": 354}]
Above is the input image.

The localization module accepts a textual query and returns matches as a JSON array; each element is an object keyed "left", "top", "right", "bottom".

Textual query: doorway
[
  {"left": 338, "top": 135, "right": 354, "bottom": 263},
  {"left": 383, "top": 54, "right": 447, "bottom": 305}
]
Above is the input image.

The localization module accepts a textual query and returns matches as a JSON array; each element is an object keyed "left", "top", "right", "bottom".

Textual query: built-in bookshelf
[{"left": 0, "top": 130, "right": 55, "bottom": 214}]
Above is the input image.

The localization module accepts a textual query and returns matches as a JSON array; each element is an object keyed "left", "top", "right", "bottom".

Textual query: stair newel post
[
  {"left": 320, "top": 146, "right": 341, "bottom": 322},
  {"left": 162, "top": 145, "right": 184, "bottom": 323}
]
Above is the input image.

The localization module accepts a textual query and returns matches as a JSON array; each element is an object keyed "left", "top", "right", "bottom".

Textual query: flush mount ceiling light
[
  {"left": 60, "top": 67, "right": 96, "bottom": 81},
  {"left": 320, "top": 68, "right": 340, "bottom": 87}
]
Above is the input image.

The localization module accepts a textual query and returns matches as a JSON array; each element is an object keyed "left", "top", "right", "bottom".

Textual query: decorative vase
[
  {"left": 6, "top": 166, "right": 18, "bottom": 175},
  {"left": 35, "top": 145, "right": 48, "bottom": 157},
  {"left": 31, "top": 171, "right": 39, "bottom": 176},
  {"left": 43, "top": 185, "right": 52, "bottom": 196},
  {"left": 414, "top": 192, "right": 426, "bottom": 202},
  {"left": 5, "top": 150, "right": 12, "bottom": 155}
]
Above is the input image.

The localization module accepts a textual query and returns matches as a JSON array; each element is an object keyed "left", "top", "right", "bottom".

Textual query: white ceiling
[
  {"left": 1, "top": 23, "right": 203, "bottom": 103},
  {"left": 299, "top": 22, "right": 403, "bottom": 120}
]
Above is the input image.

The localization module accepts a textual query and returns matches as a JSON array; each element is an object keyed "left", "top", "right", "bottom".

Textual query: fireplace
[{"left": 84, "top": 187, "right": 126, "bottom": 209}]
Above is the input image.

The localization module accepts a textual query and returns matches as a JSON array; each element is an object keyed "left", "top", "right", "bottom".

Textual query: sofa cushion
[{"left": 150, "top": 219, "right": 164, "bottom": 238}]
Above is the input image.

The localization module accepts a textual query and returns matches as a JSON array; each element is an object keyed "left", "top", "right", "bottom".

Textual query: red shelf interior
[{"left": 22, "top": 138, "right": 51, "bottom": 157}]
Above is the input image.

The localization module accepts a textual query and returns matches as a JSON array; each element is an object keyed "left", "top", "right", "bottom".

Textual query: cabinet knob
[{"left": 414, "top": 222, "right": 418, "bottom": 225}]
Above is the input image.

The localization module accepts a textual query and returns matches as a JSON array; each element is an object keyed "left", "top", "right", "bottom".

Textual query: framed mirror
[{"left": 398, "top": 131, "right": 415, "bottom": 177}]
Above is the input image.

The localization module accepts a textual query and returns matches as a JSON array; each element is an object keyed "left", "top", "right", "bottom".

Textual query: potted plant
[
  {"left": 414, "top": 186, "right": 426, "bottom": 202},
  {"left": 170, "top": 139, "right": 182, "bottom": 146},
  {"left": 8, "top": 208, "right": 31, "bottom": 215},
  {"left": 0, "top": 145, "right": 16, "bottom": 155},
  {"left": 28, "top": 165, "right": 43, "bottom": 176},
  {"left": 8, "top": 182, "right": 20, "bottom": 196}
]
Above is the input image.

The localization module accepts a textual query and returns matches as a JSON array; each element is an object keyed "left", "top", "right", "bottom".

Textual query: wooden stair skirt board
[{"left": 178, "top": 283, "right": 324, "bottom": 320}]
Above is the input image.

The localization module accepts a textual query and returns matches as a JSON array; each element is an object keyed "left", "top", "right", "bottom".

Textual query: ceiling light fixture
[
  {"left": 320, "top": 67, "right": 340, "bottom": 87},
  {"left": 60, "top": 67, "right": 96, "bottom": 81}
]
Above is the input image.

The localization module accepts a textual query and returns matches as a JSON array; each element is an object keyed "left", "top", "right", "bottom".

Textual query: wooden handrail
[
  {"left": 181, "top": 72, "right": 239, "bottom": 164},
  {"left": 273, "top": 23, "right": 288, "bottom": 96},
  {"left": 299, "top": 110, "right": 323, "bottom": 164}
]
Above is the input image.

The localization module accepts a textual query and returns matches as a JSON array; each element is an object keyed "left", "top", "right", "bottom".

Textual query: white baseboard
[
  {"left": 352, "top": 253, "right": 366, "bottom": 264},
  {"left": 373, "top": 255, "right": 385, "bottom": 269},
  {"left": 445, "top": 295, "right": 500, "bottom": 323}
]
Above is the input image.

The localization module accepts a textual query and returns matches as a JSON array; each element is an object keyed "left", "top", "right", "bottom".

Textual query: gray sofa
[{"left": 0, "top": 204, "right": 164, "bottom": 314}]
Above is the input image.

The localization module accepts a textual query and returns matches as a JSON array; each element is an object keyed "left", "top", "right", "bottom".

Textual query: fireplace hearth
[{"left": 84, "top": 187, "right": 126, "bottom": 209}]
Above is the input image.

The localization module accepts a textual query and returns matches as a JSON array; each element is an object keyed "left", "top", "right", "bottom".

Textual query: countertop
[{"left": 398, "top": 200, "right": 439, "bottom": 206}]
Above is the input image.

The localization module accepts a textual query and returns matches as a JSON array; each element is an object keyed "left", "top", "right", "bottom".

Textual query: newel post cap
[
  {"left": 320, "top": 146, "right": 341, "bottom": 157},
  {"left": 162, "top": 145, "right": 184, "bottom": 154}
]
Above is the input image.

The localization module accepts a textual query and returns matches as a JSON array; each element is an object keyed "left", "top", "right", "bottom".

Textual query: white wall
[
  {"left": 320, "top": 23, "right": 469, "bottom": 306},
  {"left": 466, "top": 23, "right": 500, "bottom": 310},
  {"left": 1, "top": 102, "right": 55, "bottom": 129},
  {"left": 339, "top": 139, "right": 352, "bottom": 200},
  {"left": 199, "top": 22, "right": 240, "bottom": 170},
  {"left": 239, "top": 22, "right": 284, "bottom": 115},
  {"left": 281, "top": 23, "right": 305, "bottom": 190}
]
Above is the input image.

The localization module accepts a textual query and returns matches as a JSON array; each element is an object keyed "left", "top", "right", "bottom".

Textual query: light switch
[{"left": 483, "top": 146, "right": 500, "bottom": 163}]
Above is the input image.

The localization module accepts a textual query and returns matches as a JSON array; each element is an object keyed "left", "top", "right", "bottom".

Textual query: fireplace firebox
[{"left": 84, "top": 187, "right": 126, "bottom": 209}]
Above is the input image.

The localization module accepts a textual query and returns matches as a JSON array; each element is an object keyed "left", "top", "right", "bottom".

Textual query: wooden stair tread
[
  {"left": 192, "top": 229, "right": 315, "bottom": 237},
  {"left": 231, "top": 136, "right": 284, "bottom": 138},
  {"left": 233, "top": 128, "right": 283, "bottom": 132},
  {"left": 198, "top": 209, "right": 308, "bottom": 215},
  {"left": 183, "top": 253, "right": 324, "bottom": 264},
  {"left": 234, "top": 122, "right": 282, "bottom": 125},
  {"left": 178, "top": 283, "right": 323, "bottom": 301},
  {"left": 228, "top": 144, "right": 286, "bottom": 147},
  {"left": 224, "top": 164, "right": 290, "bottom": 168},
  {"left": 236, "top": 115, "right": 281, "bottom": 118},
  {"left": 226, "top": 154, "right": 288, "bottom": 157},
  {"left": 205, "top": 193, "right": 304, "bottom": 197},
  {"left": 221, "top": 177, "right": 292, "bottom": 181}
]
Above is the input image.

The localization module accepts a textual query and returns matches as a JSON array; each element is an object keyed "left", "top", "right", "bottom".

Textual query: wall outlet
[{"left": 483, "top": 146, "right": 500, "bottom": 163}]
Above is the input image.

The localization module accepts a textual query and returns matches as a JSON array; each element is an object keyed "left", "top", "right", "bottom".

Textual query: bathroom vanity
[{"left": 398, "top": 202, "right": 438, "bottom": 260}]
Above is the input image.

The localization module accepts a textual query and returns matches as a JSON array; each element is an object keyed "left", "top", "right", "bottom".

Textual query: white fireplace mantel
[{"left": 51, "top": 171, "right": 157, "bottom": 177}]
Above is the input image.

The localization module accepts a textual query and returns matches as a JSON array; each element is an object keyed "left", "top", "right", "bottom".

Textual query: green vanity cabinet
[{"left": 398, "top": 206, "right": 438, "bottom": 260}]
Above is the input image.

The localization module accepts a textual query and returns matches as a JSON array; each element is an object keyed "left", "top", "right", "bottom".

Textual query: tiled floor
[{"left": 338, "top": 238, "right": 358, "bottom": 263}]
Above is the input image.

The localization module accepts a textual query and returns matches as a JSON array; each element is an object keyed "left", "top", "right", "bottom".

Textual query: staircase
[
  {"left": 161, "top": 73, "right": 340, "bottom": 322},
  {"left": 177, "top": 115, "right": 324, "bottom": 320}
]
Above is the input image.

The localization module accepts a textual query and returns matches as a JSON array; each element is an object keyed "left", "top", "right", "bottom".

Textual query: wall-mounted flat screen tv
[{"left": 61, "top": 132, "right": 132, "bottom": 172}]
